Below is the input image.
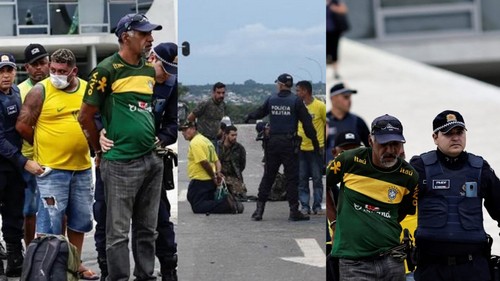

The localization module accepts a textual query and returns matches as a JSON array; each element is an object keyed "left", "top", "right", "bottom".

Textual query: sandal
[{"left": 77, "top": 269, "right": 100, "bottom": 280}]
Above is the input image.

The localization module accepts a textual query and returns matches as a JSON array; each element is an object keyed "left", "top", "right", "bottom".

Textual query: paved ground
[{"left": 176, "top": 125, "right": 326, "bottom": 281}]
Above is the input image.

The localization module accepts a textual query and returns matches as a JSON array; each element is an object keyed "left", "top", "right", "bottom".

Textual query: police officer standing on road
[
  {"left": 410, "top": 110, "right": 500, "bottom": 281},
  {"left": 245, "top": 73, "right": 320, "bottom": 221},
  {"left": 0, "top": 53, "right": 43, "bottom": 279}
]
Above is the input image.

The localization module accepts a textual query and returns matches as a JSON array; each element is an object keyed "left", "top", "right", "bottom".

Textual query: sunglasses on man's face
[
  {"left": 124, "top": 14, "right": 148, "bottom": 31},
  {"left": 371, "top": 120, "right": 402, "bottom": 132}
]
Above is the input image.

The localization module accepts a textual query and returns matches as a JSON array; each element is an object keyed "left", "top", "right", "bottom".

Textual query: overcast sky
[{"left": 178, "top": 0, "right": 325, "bottom": 85}]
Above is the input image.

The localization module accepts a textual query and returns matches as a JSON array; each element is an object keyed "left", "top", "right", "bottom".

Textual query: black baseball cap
[
  {"left": 153, "top": 43, "right": 178, "bottom": 75},
  {"left": 178, "top": 121, "right": 196, "bottom": 131},
  {"left": 433, "top": 110, "right": 466, "bottom": 134},
  {"left": 115, "top": 13, "right": 162, "bottom": 38},
  {"left": 371, "top": 114, "right": 405, "bottom": 144},
  {"left": 24, "top": 43, "right": 48, "bottom": 64},
  {"left": 275, "top": 73, "right": 293, "bottom": 87},
  {"left": 330, "top": 83, "right": 357, "bottom": 97},
  {"left": 0, "top": 53, "right": 16, "bottom": 69},
  {"left": 334, "top": 131, "right": 361, "bottom": 148}
]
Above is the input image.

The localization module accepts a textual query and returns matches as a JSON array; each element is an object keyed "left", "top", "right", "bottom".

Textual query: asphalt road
[{"left": 177, "top": 124, "right": 326, "bottom": 281}]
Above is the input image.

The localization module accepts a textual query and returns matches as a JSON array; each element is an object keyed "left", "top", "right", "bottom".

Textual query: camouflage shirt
[
  {"left": 217, "top": 141, "right": 246, "bottom": 181},
  {"left": 192, "top": 98, "right": 225, "bottom": 140}
]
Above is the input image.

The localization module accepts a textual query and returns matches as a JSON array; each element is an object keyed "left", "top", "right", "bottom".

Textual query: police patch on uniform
[
  {"left": 7, "top": 105, "right": 17, "bottom": 115},
  {"left": 432, "top": 179, "right": 450, "bottom": 189},
  {"left": 388, "top": 187, "right": 398, "bottom": 201}
]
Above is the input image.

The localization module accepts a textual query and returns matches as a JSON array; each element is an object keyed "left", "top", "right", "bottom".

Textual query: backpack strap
[{"left": 39, "top": 236, "right": 63, "bottom": 279}]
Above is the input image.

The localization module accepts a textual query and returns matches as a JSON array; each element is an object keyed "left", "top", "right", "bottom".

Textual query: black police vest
[
  {"left": 152, "top": 82, "right": 175, "bottom": 131},
  {"left": 0, "top": 86, "right": 22, "bottom": 148},
  {"left": 267, "top": 92, "right": 297, "bottom": 135},
  {"left": 327, "top": 112, "right": 357, "bottom": 148},
  {"left": 416, "top": 151, "right": 486, "bottom": 243}
]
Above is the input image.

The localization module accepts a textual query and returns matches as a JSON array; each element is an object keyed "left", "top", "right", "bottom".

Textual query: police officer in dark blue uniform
[
  {"left": 0, "top": 53, "right": 43, "bottom": 279},
  {"left": 410, "top": 110, "right": 500, "bottom": 281},
  {"left": 151, "top": 43, "right": 179, "bottom": 281},
  {"left": 93, "top": 43, "right": 178, "bottom": 281},
  {"left": 245, "top": 73, "right": 320, "bottom": 221}
]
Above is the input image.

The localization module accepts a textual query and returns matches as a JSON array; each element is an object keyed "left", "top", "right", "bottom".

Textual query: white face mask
[{"left": 50, "top": 73, "right": 70, "bottom": 89}]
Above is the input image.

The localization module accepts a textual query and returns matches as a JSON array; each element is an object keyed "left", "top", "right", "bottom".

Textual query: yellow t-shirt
[
  {"left": 187, "top": 133, "right": 218, "bottom": 180},
  {"left": 18, "top": 79, "right": 35, "bottom": 160},
  {"left": 33, "top": 78, "right": 91, "bottom": 170},
  {"left": 298, "top": 98, "right": 326, "bottom": 151},
  {"left": 400, "top": 210, "right": 417, "bottom": 273}
]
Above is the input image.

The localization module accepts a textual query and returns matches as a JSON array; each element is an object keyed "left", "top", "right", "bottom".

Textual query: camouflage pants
[{"left": 224, "top": 176, "right": 247, "bottom": 198}]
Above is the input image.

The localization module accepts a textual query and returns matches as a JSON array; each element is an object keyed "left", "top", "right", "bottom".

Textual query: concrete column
[{"left": 86, "top": 45, "right": 97, "bottom": 74}]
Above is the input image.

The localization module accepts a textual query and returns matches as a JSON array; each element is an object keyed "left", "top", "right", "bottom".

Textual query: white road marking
[{"left": 281, "top": 238, "right": 326, "bottom": 268}]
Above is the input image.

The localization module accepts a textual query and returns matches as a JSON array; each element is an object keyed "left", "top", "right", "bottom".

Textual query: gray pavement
[{"left": 177, "top": 125, "right": 326, "bottom": 281}]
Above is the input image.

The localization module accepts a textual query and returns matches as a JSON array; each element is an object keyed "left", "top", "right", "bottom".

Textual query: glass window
[
  {"left": 137, "top": 0, "right": 153, "bottom": 14},
  {"left": 385, "top": 13, "right": 472, "bottom": 34},
  {"left": 109, "top": 3, "right": 137, "bottom": 34},
  {"left": 79, "top": 0, "right": 107, "bottom": 33},
  {"left": 0, "top": 5, "right": 15, "bottom": 36},
  {"left": 19, "top": 27, "right": 48, "bottom": 35},
  {"left": 49, "top": 3, "right": 78, "bottom": 34},
  {"left": 17, "top": 0, "right": 48, "bottom": 25},
  {"left": 381, "top": 0, "right": 473, "bottom": 8}
]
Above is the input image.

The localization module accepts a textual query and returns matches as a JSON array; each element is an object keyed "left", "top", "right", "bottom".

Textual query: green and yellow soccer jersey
[
  {"left": 326, "top": 147, "right": 418, "bottom": 259},
  {"left": 83, "top": 53, "right": 156, "bottom": 160}
]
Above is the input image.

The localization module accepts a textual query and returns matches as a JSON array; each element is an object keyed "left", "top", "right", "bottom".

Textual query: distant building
[
  {"left": 345, "top": 0, "right": 500, "bottom": 85},
  {"left": 0, "top": 0, "right": 175, "bottom": 82}
]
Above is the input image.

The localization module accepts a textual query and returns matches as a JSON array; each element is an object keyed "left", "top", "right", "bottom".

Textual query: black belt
[
  {"left": 349, "top": 253, "right": 389, "bottom": 262},
  {"left": 347, "top": 242, "right": 409, "bottom": 262},
  {"left": 420, "top": 253, "right": 476, "bottom": 266}
]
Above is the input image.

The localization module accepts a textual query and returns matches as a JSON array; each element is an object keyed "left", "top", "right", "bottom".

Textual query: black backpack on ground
[
  {"left": 268, "top": 172, "right": 287, "bottom": 201},
  {"left": 20, "top": 235, "right": 79, "bottom": 281}
]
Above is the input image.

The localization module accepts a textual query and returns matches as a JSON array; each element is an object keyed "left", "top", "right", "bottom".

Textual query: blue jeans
[
  {"left": 22, "top": 170, "right": 40, "bottom": 216},
  {"left": 339, "top": 255, "right": 406, "bottom": 281},
  {"left": 36, "top": 168, "right": 93, "bottom": 234},
  {"left": 101, "top": 152, "right": 163, "bottom": 281},
  {"left": 298, "top": 150, "right": 324, "bottom": 212}
]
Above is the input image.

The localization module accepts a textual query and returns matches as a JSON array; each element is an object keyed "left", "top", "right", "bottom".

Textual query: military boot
[
  {"left": 289, "top": 209, "right": 310, "bottom": 221},
  {"left": 5, "top": 242, "right": 23, "bottom": 277},
  {"left": 251, "top": 201, "right": 266, "bottom": 221},
  {"left": 159, "top": 254, "right": 178, "bottom": 281},
  {"left": 0, "top": 260, "right": 7, "bottom": 281},
  {"left": 97, "top": 254, "right": 108, "bottom": 281}
]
